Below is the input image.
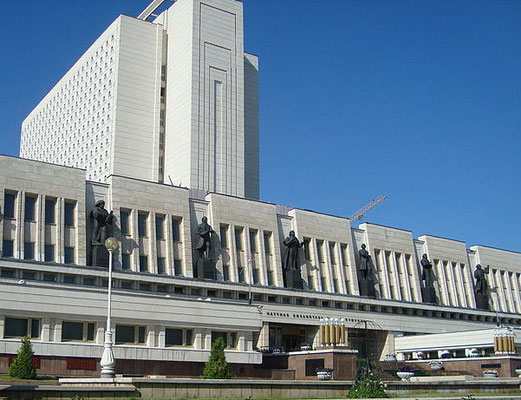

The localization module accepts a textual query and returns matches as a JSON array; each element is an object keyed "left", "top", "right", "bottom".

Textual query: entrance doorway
[{"left": 269, "top": 323, "right": 316, "bottom": 351}]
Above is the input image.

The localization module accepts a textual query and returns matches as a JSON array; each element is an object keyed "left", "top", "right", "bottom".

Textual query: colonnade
[
  {"left": 494, "top": 326, "right": 516, "bottom": 354},
  {"left": 318, "top": 317, "right": 346, "bottom": 346}
]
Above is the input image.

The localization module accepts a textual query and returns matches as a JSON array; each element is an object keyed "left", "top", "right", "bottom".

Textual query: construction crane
[
  {"left": 349, "top": 195, "right": 387, "bottom": 223},
  {"left": 137, "top": 0, "right": 174, "bottom": 21}
]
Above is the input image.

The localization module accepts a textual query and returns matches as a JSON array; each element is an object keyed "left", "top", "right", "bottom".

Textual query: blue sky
[{"left": 0, "top": 0, "right": 520, "bottom": 252}]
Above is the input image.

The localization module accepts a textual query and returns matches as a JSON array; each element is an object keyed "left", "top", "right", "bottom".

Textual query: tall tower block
[
  {"left": 20, "top": 0, "right": 259, "bottom": 199},
  {"left": 159, "top": 0, "right": 259, "bottom": 199}
]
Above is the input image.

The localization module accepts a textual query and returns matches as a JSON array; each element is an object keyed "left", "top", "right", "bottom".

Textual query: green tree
[
  {"left": 347, "top": 371, "right": 388, "bottom": 398},
  {"left": 9, "top": 337, "right": 37, "bottom": 379},
  {"left": 202, "top": 336, "right": 232, "bottom": 379}
]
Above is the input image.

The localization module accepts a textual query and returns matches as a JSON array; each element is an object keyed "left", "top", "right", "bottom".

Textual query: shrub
[
  {"left": 347, "top": 372, "right": 388, "bottom": 398},
  {"left": 398, "top": 366, "right": 413, "bottom": 372},
  {"left": 202, "top": 337, "right": 232, "bottom": 379},
  {"left": 9, "top": 337, "right": 37, "bottom": 379}
]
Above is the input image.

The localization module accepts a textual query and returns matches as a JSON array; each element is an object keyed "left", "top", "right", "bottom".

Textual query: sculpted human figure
[
  {"left": 89, "top": 200, "right": 114, "bottom": 246},
  {"left": 474, "top": 264, "right": 490, "bottom": 293},
  {"left": 474, "top": 264, "right": 490, "bottom": 309},
  {"left": 358, "top": 244, "right": 376, "bottom": 297},
  {"left": 420, "top": 253, "right": 437, "bottom": 303},
  {"left": 195, "top": 216, "right": 214, "bottom": 261},
  {"left": 421, "top": 254, "right": 435, "bottom": 288},
  {"left": 283, "top": 231, "right": 304, "bottom": 271},
  {"left": 358, "top": 244, "right": 371, "bottom": 278}
]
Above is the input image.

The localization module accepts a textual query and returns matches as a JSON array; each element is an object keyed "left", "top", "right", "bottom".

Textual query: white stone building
[
  {"left": 2, "top": 0, "right": 521, "bottom": 377},
  {"left": 20, "top": 0, "right": 259, "bottom": 200},
  {"left": 1, "top": 153, "right": 521, "bottom": 376}
]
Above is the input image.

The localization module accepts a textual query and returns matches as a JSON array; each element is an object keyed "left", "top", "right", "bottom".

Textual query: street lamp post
[{"left": 100, "top": 237, "right": 119, "bottom": 378}]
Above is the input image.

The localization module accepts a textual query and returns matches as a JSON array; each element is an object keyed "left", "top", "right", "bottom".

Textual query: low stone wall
[
  {"left": 386, "top": 378, "right": 521, "bottom": 395},
  {"left": 263, "top": 347, "right": 357, "bottom": 380},
  {"left": 0, "top": 384, "right": 136, "bottom": 400},
  {"left": 2, "top": 377, "right": 521, "bottom": 399},
  {"left": 409, "top": 356, "right": 521, "bottom": 377},
  {"left": 60, "top": 377, "right": 352, "bottom": 398},
  {"left": 1, "top": 349, "right": 356, "bottom": 381},
  {"left": 57, "top": 376, "right": 521, "bottom": 398},
  {"left": 0, "top": 354, "right": 269, "bottom": 379}
]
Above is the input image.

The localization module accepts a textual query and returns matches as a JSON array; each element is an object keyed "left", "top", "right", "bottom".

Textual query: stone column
[
  {"left": 204, "top": 330, "right": 212, "bottom": 350},
  {"left": 511, "top": 273, "right": 521, "bottom": 313},
  {"left": 324, "top": 240, "right": 335, "bottom": 293},
  {"left": 157, "top": 327, "right": 166, "bottom": 347},
  {"left": 445, "top": 261, "right": 459, "bottom": 306},
  {"left": 503, "top": 271, "right": 515, "bottom": 313},
  {"left": 41, "top": 318, "right": 51, "bottom": 341},
  {"left": 311, "top": 238, "right": 322, "bottom": 292},
  {"left": 36, "top": 194, "right": 45, "bottom": 261},
  {"left": 259, "top": 230, "right": 269, "bottom": 286},
  {"left": 57, "top": 198, "right": 64, "bottom": 263},
  {"left": 193, "top": 329, "right": 204, "bottom": 350},
  {"left": 53, "top": 321, "right": 62, "bottom": 342},
  {"left": 377, "top": 250, "right": 391, "bottom": 299},
  {"left": 335, "top": 244, "right": 348, "bottom": 294},
  {"left": 454, "top": 263, "right": 468, "bottom": 307},
  {"left": 96, "top": 326, "right": 104, "bottom": 344},
  {"left": 400, "top": 253, "right": 413, "bottom": 302},
  {"left": 462, "top": 264, "right": 476, "bottom": 308},
  {"left": 149, "top": 213, "right": 157, "bottom": 274},
  {"left": 130, "top": 209, "right": 139, "bottom": 272},
  {"left": 147, "top": 326, "right": 156, "bottom": 347},
  {"left": 17, "top": 191, "right": 24, "bottom": 259},
  {"left": 165, "top": 216, "right": 174, "bottom": 275},
  {"left": 258, "top": 322, "right": 269, "bottom": 348},
  {"left": 435, "top": 259, "right": 449, "bottom": 305},
  {"left": 407, "top": 253, "right": 423, "bottom": 302},
  {"left": 237, "top": 333, "right": 246, "bottom": 351},
  {"left": 494, "top": 269, "right": 508, "bottom": 312},
  {"left": 244, "top": 227, "right": 253, "bottom": 285},
  {"left": 229, "top": 225, "right": 239, "bottom": 282},
  {"left": 381, "top": 331, "right": 396, "bottom": 361}
]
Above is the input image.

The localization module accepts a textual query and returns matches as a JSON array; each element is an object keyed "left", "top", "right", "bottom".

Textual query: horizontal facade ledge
[
  {"left": 61, "top": 377, "right": 356, "bottom": 386},
  {"left": 407, "top": 356, "right": 521, "bottom": 363},
  {"left": 1, "top": 260, "right": 517, "bottom": 321},
  {"left": 0, "top": 340, "right": 262, "bottom": 364}
]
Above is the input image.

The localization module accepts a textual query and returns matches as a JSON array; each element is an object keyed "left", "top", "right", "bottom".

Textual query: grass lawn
[
  {"left": 390, "top": 394, "right": 521, "bottom": 398},
  {"left": 0, "top": 374, "right": 58, "bottom": 383}
]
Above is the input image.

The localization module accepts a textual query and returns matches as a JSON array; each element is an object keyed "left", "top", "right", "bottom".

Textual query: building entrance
[{"left": 269, "top": 323, "right": 317, "bottom": 352}]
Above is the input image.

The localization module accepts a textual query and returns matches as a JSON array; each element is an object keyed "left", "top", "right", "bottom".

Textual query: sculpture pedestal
[
  {"left": 358, "top": 275, "right": 375, "bottom": 297},
  {"left": 92, "top": 245, "right": 109, "bottom": 267},
  {"left": 202, "top": 258, "right": 216, "bottom": 280},
  {"left": 284, "top": 269, "right": 303, "bottom": 289},
  {"left": 475, "top": 292, "right": 490, "bottom": 310},
  {"left": 422, "top": 287, "right": 437, "bottom": 304},
  {"left": 194, "top": 257, "right": 216, "bottom": 280}
]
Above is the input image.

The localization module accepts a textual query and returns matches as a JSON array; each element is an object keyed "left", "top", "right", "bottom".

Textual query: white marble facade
[{"left": 1, "top": 154, "right": 521, "bottom": 364}]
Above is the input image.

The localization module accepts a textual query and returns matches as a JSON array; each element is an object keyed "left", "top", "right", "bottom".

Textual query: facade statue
[
  {"left": 195, "top": 216, "right": 214, "bottom": 261},
  {"left": 358, "top": 244, "right": 371, "bottom": 278},
  {"left": 420, "top": 254, "right": 437, "bottom": 303},
  {"left": 474, "top": 264, "right": 490, "bottom": 310},
  {"left": 358, "top": 244, "right": 375, "bottom": 297},
  {"left": 88, "top": 199, "right": 115, "bottom": 267},
  {"left": 282, "top": 230, "right": 304, "bottom": 289},
  {"left": 89, "top": 200, "right": 115, "bottom": 246},
  {"left": 283, "top": 231, "right": 304, "bottom": 271}
]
